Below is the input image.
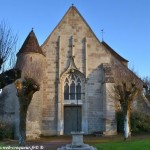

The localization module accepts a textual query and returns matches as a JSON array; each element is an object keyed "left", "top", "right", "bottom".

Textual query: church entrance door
[{"left": 64, "top": 106, "right": 81, "bottom": 134}]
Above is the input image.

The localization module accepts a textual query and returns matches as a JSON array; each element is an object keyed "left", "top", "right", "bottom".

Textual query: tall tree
[{"left": 15, "top": 78, "right": 40, "bottom": 146}]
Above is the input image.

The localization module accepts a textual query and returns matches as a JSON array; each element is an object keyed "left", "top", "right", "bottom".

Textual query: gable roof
[
  {"left": 17, "top": 29, "right": 44, "bottom": 56},
  {"left": 101, "top": 41, "right": 128, "bottom": 63},
  {"left": 42, "top": 5, "right": 128, "bottom": 64},
  {"left": 42, "top": 5, "right": 102, "bottom": 47}
]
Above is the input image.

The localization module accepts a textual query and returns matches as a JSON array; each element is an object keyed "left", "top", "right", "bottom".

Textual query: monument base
[{"left": 57, "top": 132, "right": 97, "bottom": 150}]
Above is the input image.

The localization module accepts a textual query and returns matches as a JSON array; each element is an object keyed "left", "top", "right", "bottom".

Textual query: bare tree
[
  {"left": 143, "top": 76, "right": 150, "bottom": 94},
  {"left": 0, "top": 20, "right": 21, "bottom": 117},
  {"left": 0, "top": 21, "right": 21, "bottom": 87},
  {"left": 0, "top": 21, "right": 17, "bottom": 70},
  {"left": 112, "top": 64, "right": 143, "bottom": 140},
  {"left": 15, "top": 78, "right": 40, "bottom": 146},
  {"left": 0, "top": 20, "right": 21, "bottom": 140}
]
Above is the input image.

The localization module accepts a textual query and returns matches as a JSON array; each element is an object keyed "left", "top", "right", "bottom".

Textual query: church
[{"left": 2, "top": 5, "right": 146, "bottom": 138}]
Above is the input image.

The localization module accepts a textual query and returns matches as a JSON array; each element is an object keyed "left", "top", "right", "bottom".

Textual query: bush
[
  {"left": 0, "top": 123, "right": 5, "bottom": 140},
  {"left": 0, "top": 123, "right": 14, "bottom": 140},
  {"left": 117, "top": 111, "right": 150, "bottom": 133},
  {"left": 131, "top": 111, "right": 150, "bottom": 132}
]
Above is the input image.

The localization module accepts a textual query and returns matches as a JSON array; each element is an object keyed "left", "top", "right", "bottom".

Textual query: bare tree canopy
[{"left": 0, "top": 21, "right": 17, "bottom": 71}]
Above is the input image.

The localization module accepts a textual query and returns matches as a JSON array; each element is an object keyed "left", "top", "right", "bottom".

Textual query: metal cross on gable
[{"left": 101, "top": 29, "right": 104, "bottom": 41}]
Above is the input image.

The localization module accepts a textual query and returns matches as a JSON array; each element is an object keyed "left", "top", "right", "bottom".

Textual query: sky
[{"left": 0, "top": 0, "right": 150, "bottom": 78}]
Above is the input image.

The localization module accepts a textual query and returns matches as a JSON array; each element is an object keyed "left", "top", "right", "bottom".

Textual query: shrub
[
  {"left": 117, "top": 111, "right": 150, "bottom": 133},
  {"left": 0, "top": 123, "right": 14, "bottom": 140},
  {"left": 131, "top": 111, "right": 150, "bottom": 132},
  {"left": 0, "top": 123, "right": 5, "bottom": 140}
]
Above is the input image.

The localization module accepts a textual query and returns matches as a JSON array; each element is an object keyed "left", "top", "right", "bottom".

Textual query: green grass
[
  {"left": 94, "top": 139, "right": 150, "bottom": 150},
  {"left": 0, "top": 144, "right": 4, "bottom": 150}
]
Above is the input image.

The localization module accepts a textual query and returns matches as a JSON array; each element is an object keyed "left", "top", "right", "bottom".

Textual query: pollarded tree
[
  {"left": 14, "top": 29, "right": 45, "bottom": 146},
  {"left": 114, "top": 82, "right": 141, "bottom": 140},
  {"left": 112, "top": 63, "right": 143, "bottom": 140},
  {"left": 15, "top": 78, "right": 40, "bottom": 146}
]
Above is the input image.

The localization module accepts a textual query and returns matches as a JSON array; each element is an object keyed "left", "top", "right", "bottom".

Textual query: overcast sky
[{"left": 1, "top": 0, "right": 150, "bottom": 77}]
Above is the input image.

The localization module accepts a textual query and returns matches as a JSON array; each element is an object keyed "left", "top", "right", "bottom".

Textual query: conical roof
[{"left": 17, "top": 29, "right": 44, "bottom": 56}]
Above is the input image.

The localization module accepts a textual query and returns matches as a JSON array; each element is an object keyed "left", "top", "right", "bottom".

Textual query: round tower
[
  {"left": 16, "top": 29, "right": 45, "bottom": 83},
  {"left": 15, "top": 29, "right": 46, "bottom": 139}
]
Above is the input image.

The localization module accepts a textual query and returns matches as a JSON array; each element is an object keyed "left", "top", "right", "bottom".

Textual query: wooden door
[{"left": 64, "top": 106, "right": 81, "bottom": 134}]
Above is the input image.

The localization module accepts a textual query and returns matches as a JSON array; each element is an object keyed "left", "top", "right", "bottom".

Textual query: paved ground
[{"left": 2, "top": 133, "right": 150, "bottom": 150}]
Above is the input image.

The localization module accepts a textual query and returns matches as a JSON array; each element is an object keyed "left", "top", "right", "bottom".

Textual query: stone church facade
[{"left": 1, "top": 6, "right": 146, "bottom": 139}]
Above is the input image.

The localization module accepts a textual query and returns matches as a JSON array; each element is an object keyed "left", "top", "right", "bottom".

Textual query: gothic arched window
[{"left": 64, "top": 74, "right": 82, "bottom": 100}]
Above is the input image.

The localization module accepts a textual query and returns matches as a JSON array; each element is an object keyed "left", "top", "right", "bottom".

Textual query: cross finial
[
  {"left": 101, "top": 29, "right": 104, "bottom": 41},
  {"left": 72, "top": 3, "right": 74, "bottom": 7},
  {"left": 31, "top": 27, "right": 34, "bottom": 32}
]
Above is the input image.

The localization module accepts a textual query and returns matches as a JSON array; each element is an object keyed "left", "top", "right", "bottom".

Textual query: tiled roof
[
  {"left": 101, "top": 41, "right": 128, "bottom": 63},
  {"left": 17, "top": 29, "right": 44, "bottom": 56}
]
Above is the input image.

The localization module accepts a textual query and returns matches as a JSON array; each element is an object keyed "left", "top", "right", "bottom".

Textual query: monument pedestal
[
  {"left": 71, "top": 131, "right": 84, "bottom": 147},
  {"left": 57, "top": 132, "right": 97, "bottom": 150}
]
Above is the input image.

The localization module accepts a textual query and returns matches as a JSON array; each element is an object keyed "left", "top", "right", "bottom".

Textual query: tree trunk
[
  {"left": 19, "top": 105, "right": 28, "bottom": 146},
  {"left": 124, "top": 110, "right": 130, "bottom": 140}
]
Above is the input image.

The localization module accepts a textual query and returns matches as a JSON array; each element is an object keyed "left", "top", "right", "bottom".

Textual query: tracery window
[{"left": 64, "top": 74, "right": 81, "bottom": 100}]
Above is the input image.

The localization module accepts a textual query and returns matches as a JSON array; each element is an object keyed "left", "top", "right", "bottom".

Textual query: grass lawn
[
  {"left": 94, "top": 139, "right": 150, "bottom": 150},
  {"left": 0, "top": 134, "right": 150, "bottom": 150},
  {"left": 0, "top": 144, "right": 4, "bottom": 150}
]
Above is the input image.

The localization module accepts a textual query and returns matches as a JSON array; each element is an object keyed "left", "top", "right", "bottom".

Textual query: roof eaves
[{"left": 101, "top": 41, "right": 128, "bottom": 63}]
